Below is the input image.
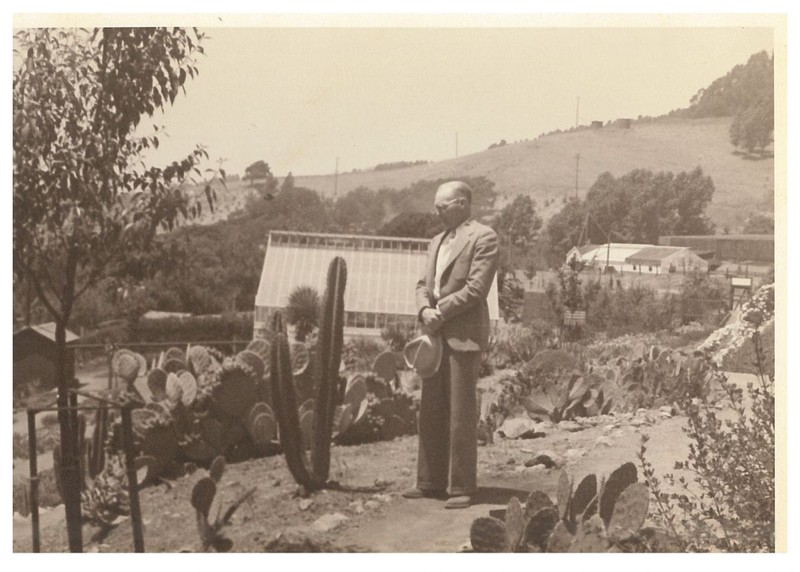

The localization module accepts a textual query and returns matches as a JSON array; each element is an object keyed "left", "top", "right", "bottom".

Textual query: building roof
[
  {"left": 255, "top": 231, "right": 500, "bottom": 319},
  {"left": 578, "top": 243, "right": 653, "bottom": 263},
  {"left": 626, "top": 246, "right": 687, "bottom": 263},
  {"left": 574, "top": 243, "right": 599, "bottom": 255},
  {"left": 14, "top": 322, "right": 80, "bottom": 344}
]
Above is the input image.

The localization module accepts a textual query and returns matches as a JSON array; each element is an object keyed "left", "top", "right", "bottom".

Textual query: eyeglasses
[{"left": 434, "top": 197, "right": 463, "bottom": 213}]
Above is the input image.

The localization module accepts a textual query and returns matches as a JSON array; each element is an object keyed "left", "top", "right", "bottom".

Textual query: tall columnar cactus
[{"left": 270, "top": 256, "right": 348, "bottom": 492}]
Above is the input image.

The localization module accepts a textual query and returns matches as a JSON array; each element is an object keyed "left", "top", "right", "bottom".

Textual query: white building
[{"left": 566, "top": 243, "right": 708, "bottom": 274}]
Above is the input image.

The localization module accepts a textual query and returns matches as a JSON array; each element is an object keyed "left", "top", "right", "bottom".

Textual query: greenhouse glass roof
[{"left": 255, "top": 231, "right": 499, "bottom": 319}]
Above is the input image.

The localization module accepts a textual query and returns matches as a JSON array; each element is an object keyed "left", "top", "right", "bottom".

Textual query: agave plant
[{"left": 285, "top": 284, "right": 321, "bottom": 342}]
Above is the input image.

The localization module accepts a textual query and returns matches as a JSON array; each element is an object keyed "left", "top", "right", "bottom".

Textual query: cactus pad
[
  {"left": 246, "top": 339, "right": 270, "bottom": 363},
  {"left": 164, "top": 346, "right": 186, "bottom": 365},
  {"left": 147, "top": 368, "right": 168, "bottom": 401},
  {"left": 209, "top": 456, "right": 226, "bottom": 483},
  {"left": 372, "top": 351, "right": 397, "bottom": 384},
  {"left": 345, "top": 375, "right": 368, "bottom": 408},
  {"left": 191, "top": 476, "right": 216, "bottom": 517},
  {"left": 607, "top": 483, "right": 649, "bottom": 540},
  {"left": 290, "top": 342, "right": 311, "bottom": 377},
  {"left": 333, "top": 403, "right": 354, "bottom": 436},
  {"left": 236, "top": 350, "right": 265, "bottom": 381},
  {"left": 524, "top": 507, "right": 559, "bottom": 550},
  {"left": 570, "top": 473, "right": 598, "bottom": 523},
  {"left": 556, "top": 470, "right": 573, "bottom": 520},
  {"left": 213, "top": 362, "right": 257, "bottom": 419},
  {"left": 141, "top": 425, "right": 179, "bottom": 467},
  {"left": 166, "top": 373, "right": 184, "bottom": 403},
  {"left": 177, "top": 371, "right": 198, "bottom": 406},
  {"left": 599, "top": 462, "right": 638, "bottom": 526},
  {"left": 568, "top": 514, "right": 608, "bottom": 552},
  {"left": 112, "top": 350, "right": 141, "bottom": 384},
  {"left": 200, "top": 417, "right": 224, "bottom": 452},
  {"left": 524, "top": 490, "right": 555, "bottom": 519},
  {"left": 546, "top": 520, "right": 574, "bottom": 552},
  {"left": 470, "top": 517, "right": 509, "bottom": 552},
  {"left": 246, "top": 402, "right": 277, "bottom": 446},
  {"left": 504, "top": 497, "right": 526, "bottom": 551}
]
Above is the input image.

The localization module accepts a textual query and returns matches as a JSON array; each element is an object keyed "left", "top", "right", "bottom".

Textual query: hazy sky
[{"left": 131, "top": 23, "right": 774, "bottom": 178}]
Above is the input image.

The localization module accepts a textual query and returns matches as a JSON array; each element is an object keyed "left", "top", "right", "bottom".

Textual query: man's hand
[{"left": 420, "top": 307, "right": 443, "bottom": 332}]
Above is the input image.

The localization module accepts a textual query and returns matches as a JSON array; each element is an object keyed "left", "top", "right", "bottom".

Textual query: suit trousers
[{"left": 415, "top": 343, "right": 480, "bottom": 496}]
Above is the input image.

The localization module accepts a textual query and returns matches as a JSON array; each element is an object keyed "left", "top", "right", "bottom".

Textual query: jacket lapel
[{"left": 439, "top": 220, "right": 473, "bottom": 276}]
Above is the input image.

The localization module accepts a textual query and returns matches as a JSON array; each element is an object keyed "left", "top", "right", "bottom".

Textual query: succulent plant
[
  {"left": 190, "top": 455, "right": 255, "bottom": 552},
  {"left": 468, "top": 462, "right": 656, "bottom": 553},
  {"left": 270, "top": 257, "right": 347, "bottom": 492}
]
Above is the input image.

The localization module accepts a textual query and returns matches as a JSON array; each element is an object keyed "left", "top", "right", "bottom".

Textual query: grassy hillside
[
  {"left": 290, "top": 116, "right": 773, "bottom": 232},
  {"left": 191, "top": 116, "right": 773, "bottom": 233}
]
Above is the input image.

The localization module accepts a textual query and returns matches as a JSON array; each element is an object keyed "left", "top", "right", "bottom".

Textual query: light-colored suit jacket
[{"left": 415, "top": 219, "right": 499, "bottom": 352}]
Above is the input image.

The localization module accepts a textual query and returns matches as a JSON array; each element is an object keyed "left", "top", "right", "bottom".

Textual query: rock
[
  {"left": 349, "top": 501, "right": 365, "bottom": 514},
  {"left": 299, "top": 499, "right": 313, "bottom": 511},
  {"left": 603, "top": 424, "right": 616, "bottom": 434},
  {"left": 565, "top": 448, "right": 586, "bottom": 459},
  {"left": 524, "top": 452, "right": 561, "bottom": 469},
  {"left": 523, "top": 464, "right": 547, "bottom": 475},
  {"left": 506, "top": 457, "right": 517, "bottom": 465},
  {"left": 594, "top": 436, "right": 612, "bottom": 448},
  {"left": 311, "top": 513, "right": 349, "bottom": 532},
  {"left": 364, "top": 500, "right": 381, "bottom": 511},
  {"left": 659, "top": 411, "right": 672, "bottom": 419},
  {"left": 558, "top": 420, "right": 583, "bottom": 432},
  {"left": 496, "top": 418, "right": 541, "bottom": 439},
  {"left": 372, "top": 493, "right": 394, "bottom": 503},
  {"left": 658, "top": 405, "right": 673, "bottom": 414}
]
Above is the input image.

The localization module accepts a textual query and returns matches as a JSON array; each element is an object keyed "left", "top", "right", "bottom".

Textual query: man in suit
[{"left": 403, "top": 180, "right": 499, "bottom": 509}]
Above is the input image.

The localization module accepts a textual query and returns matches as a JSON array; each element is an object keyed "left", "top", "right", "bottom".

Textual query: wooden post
[
  {"left": 27, "top": 409, "right": 41, "bottom": 553},
  {"left": 120, "top": 405, "right": 145, "bottom": 552}
]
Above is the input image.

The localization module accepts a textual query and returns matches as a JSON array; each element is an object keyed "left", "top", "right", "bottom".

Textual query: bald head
[{"left": 434, "top": 180, "right": 472, "bottom": 229}]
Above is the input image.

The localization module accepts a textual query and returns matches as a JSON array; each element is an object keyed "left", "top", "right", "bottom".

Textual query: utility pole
[
  {"left": 574, "top": 153, "right": 581, "bottom": 199},
  {"left": 333, "top": 156, "right": 339, "bottom": 200}
]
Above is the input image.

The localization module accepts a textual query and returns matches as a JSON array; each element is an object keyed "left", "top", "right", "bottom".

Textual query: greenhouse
[{"left": 254, "top": 230, "right": 500, "bottom": 337}]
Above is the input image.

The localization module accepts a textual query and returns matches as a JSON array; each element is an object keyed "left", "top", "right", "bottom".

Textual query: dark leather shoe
[
  {"left": 402, "top": 487, "right": 446, "bottom": 499},
  {"left": 445, "top": 495, "right": 472, "bottom": 509}
]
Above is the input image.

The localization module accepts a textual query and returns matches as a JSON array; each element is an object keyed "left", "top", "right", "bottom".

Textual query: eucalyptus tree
[{"left": 13, "top": 27, "right": 220, "bottom": 551}]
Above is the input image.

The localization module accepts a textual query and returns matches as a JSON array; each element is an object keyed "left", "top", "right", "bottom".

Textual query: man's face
[{"left": 434, "top": 185, "right": 469, "bottom": 230}]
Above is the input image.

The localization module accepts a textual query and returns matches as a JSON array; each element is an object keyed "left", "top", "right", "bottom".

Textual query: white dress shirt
[{"left": 433, "top": 220, "right": 468, "bottom": 299}]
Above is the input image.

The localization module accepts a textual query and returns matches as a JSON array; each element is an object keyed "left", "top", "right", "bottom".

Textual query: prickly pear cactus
[
  {"left": 212, "top": 360, "right": 258, "bottom": 419},
  {"left": 599, "top": 462, "right": 638, "bottom": 526},
  {"left": 606, "top": 482, "right": 649, "bottom": 541},
  {"left": 504, "top": 497, "right": 526, "bottom": 551},
  {"left": 470, "top": 517, "right": 509, "bottom": 552}
]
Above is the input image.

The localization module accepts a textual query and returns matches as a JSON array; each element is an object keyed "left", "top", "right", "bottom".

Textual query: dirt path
[{"left": 335, "top": 414, "right": 690, "bottom": 552}]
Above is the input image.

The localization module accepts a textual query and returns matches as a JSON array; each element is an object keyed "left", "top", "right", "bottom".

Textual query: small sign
[
  {"left": 731, "top": 277, "right": 752, "bottom": 288},
  {"left": 563, "top": 310, "right": 587, "bottom": 326}
]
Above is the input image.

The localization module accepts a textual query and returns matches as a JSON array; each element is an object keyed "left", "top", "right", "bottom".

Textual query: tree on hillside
[
  {"left": 687, "top": 51, "right": 774, "bottom": 118},
  {"left": 743, "top": 212, "right": 774, "bottom": 234},
  {"left": 13, "top": 27, "right": 213, "bottom": 551},
  {"left": 384, "top": 176, "right": 498, "bottom": 219},
  {"left": 543, "top": 198, "right": 586, "bottom": 267},
  {"left": 730, "top": 91, "right": 774, "bottom": 153},
  {"left": 333, "top": 186, "right": 385, "bottom": 234},
  {"left": 281, "top": 171, "right": 295, "bottom": 192},
  {"left": 492, "top": 194, "right": 543, "bottom": 250},
  {"left": 379, "top": 211, "right": 444, "bottom": 238},
  {"left": 581, "top": 167, "right": 715, "bottom": 244},
  {"left": 245, "top": 160, "right": 272, "bottom": 185}
]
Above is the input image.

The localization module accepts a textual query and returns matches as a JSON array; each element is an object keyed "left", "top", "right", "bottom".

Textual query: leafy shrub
[
  {"left": 381, "top": 322, "right": 416, "bottom": 352},
  {"left": 13, "top": 468, "right": 62, "bottom": 516},
  {"left": 490, "top": 323, "right": 549, "bottom": 368},
  {"left": 341, "top": 336, "right": 385, "bottom": 372},
  {"left": 639, "top": 330, "right": 775, "bottom": 552}
]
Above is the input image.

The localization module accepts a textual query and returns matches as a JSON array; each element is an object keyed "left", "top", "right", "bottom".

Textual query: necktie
[{"left": 434, "top": 229, "right": 455, "bottom": 299}]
